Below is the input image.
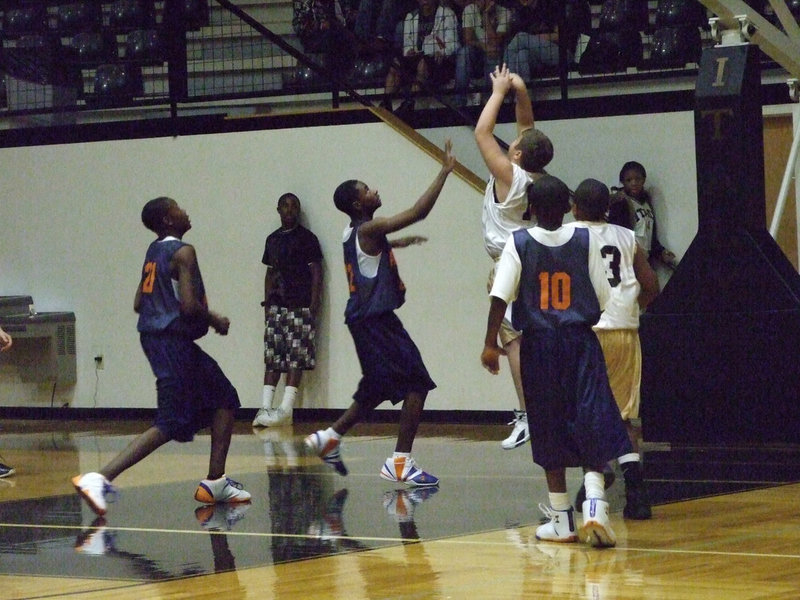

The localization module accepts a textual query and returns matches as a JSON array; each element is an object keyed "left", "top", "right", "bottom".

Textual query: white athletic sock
[
  {"left": 548, "top": 492, "right": 572, "bottom": 511},
  {"left": 618, "top": 452, "right": 640, "bottom": 465},
  {"left": 325, "top": 427, "right": 341, "bottom": 441},
  {"left": 280, "top": 386, "right": 298, "bottom": 411},
  {"left": 262, "top": 385, "right": 276, "bottom": 409},
  {"left": 584, "top": 471, "right": 605, "bottom": 500},
  {"left": 392, "top": 451, "right": 411, "bottom": 460}
]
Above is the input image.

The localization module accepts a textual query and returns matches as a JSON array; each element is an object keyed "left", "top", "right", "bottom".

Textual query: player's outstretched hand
[
  {"left": 441, "top": 138, "right": 456, "bottom": 173},
  {"left": 490, "top": 63, "right": 513, "bottom": 96},
  {"left": 481, "top": 343, "right": 506, "bottom": 375}
]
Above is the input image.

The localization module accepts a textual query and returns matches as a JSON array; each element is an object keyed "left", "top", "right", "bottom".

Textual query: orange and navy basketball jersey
[
  {"left": 137, "top": 237, "right": 209, "bottom": 339},
  {"left": 511, "top": 227, "right": 601, "bottom": 333},
  {"left": 342, "top": 225, "right": 405, "bottom": 324}
]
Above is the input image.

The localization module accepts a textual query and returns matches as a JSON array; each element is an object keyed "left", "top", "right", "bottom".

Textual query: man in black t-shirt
[{"left": 253, "top": 193, "right": 324, "bottom": 428}]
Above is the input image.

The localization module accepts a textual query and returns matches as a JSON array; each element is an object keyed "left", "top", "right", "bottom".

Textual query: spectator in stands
[
  {"left": 0, "top": 326, "right": 15, "bottom": 479},
  {"left": 354, "top": 0, "right": 416, "bottom": 55},
  {"left": 379, "top": 0, "right": 459, "bottom": 114},
  {"left": 502, "top": 0, "right": 566, "bottom": 84},
  {"left": 454, "top": 0, "right": 512, "bottom": 106},
  {"left": 292, "top": 0, "right": 358, "bottom": 80}
]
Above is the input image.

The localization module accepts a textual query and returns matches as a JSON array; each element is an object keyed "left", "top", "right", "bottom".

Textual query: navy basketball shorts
[
  {"left": 347, "top": 312, "right": 436, "bottom": 410},
  {"left": 140, "top": 332, "right": 240, "bottom": 442}
]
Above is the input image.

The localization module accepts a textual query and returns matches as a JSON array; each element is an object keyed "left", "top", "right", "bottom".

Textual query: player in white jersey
[
  {"left": 566, "top": 178, "right": 659, "bottom": 520},
  {"left": 476, "top": 63, "right": 554, "bottom": 450}
]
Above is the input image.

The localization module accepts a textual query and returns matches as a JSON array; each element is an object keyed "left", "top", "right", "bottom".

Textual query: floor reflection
[{"left": 1, "top": 419, "right": 800, "bottom": 593}]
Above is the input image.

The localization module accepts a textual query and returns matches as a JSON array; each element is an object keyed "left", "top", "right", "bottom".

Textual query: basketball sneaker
[
  {"left": 194, "top": 475, "right": 252, "bottom": 504},
  {"left": 623, "top": 481, "right": 652, "bottom": 520},
  {"left": 380, "top": 456, "right": 439, "bottom": 487},
  {"left": 253, "top": 407, "right": 292, "bottom": 427},
  {"left": 0, "top": 462, "right": 15, "bottom": 478},
  {"left": 195, "top": 503, "right": 251, "bottom": 531},
  {"left": 72, "top": 472, "right": 118, "bottom": 516},
  {"left": 579, "top": 498, "right": 617, "bottom": 548},
  {"left": 501, "top": 409, "right": 530, "bottom": 450},
  {"left": 304, "top": 430, "right": 348, "bottom": 475},
  {"left": 535, "top": 504, "right": 579, "bottom": 543}
]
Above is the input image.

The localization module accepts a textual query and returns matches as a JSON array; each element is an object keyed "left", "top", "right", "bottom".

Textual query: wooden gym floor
[{"left": 1, "top": 418, "right": 800, "bottom": 599}]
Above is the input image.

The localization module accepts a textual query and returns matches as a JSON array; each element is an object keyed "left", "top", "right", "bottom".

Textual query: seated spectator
[
  {"left": 293, "top": 0, "right": 358, "bottom": 80},
  {"left": 354, "top": 0, "right": 416, "bottom": 56},
  {"left": 502, "top": 0, "right": 567, "bottom": 84},
  {"left": 379, "top": 0, "right": 459, "bottom": 114},
  {"left": 454, "top": 0, "right": 511, "bottom": 106}
]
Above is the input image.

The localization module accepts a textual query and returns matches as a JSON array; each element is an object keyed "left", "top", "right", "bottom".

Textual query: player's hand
[
  {"left": 211, "top": 314, "right": 230, "bottom": 335},
  {"left": 490, "top": 63, "right": 513, "bottom": 96},
  {"left": 661, "top": 249, "right": 676, "bottom": 265},
  {"left": 441, "top": 138, "right": 456, "bottom": 173},
  {"left": 481, "top": 344, "right": 506, "bottom": 374}
]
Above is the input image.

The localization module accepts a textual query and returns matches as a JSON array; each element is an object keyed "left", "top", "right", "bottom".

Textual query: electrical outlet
[{"left": 94, "top": 354, "right": 104, "bottom": 370}]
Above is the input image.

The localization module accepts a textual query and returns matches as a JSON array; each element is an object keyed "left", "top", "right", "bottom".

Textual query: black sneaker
[
  {"left": 623, "top": 482, "right": 652, "bottom": 520},
  {"left": 0, "top": 463, "right": 14, "bottom": 478}
]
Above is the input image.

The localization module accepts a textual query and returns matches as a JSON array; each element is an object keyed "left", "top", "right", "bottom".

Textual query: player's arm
[
  {"left": 510, "top": 72, "right": 534, "bottom": 134},
  {"left": 359, "top": 140, "right": 455, "bottom": 251},
  {"left": 481, "top": 296, "right": 508, "bottom": 374},
  {"left": 389, "top": 236, "right": 428, "bottom": 248},
  {"left": 263, "top": 266, "right": 277, "bottom": 307},
  {"left": 173, "top": 244, "right": 230, "bottom": 334},
  {"left": 309, "top": 261, "right": 322, "bottom": 318},
  {"left": 633, "top": 243, "right": 659, "bottom": 309},
  {"left": 475, "top": 65, "right": 514, "bottom": 195}
]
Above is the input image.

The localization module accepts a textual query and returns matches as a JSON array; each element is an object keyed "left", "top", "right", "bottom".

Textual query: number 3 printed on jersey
[{"left": 601, "top": 245, "right": 621, "bottom": 287}]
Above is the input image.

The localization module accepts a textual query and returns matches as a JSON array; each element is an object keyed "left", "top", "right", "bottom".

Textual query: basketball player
[
  {"left": 304, "top": 140, "right": 456, "bottom": 486},
  {"left": 566, "top": 178, "right": 659, "bottom": 520},
  {"left": 481, "top": 175, "right": 633, "bottom": 547},
  {"left": 475, "top": 63, "right": 554, "bottom": 450},
  {"left": 72, "top": 197, "right": 251, "bottom": 515}
]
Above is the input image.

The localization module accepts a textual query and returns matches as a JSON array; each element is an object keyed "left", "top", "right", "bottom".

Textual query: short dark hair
[
  {"left": 619, "top": 161, "right": 646, "bottom": 182},
  {"left": 518, "top": 129, "right": 554, "bottom": 173},
  {"left": 573, "top": 178, "right": 610, "bottom": 221},
  {"left": 526, "top": 174, "right": 571, "bottom": 216},
  {"left": 141, "top": 196, "right": 173, "bottom": 233},
  {"left": 333, "top": 180, "right": 360, "bottom": 216},
  {"left": 278, "top": 192, "right": 300, "bottom": 208}
]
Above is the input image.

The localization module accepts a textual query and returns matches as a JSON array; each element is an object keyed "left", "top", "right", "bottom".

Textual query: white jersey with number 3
[{"left": 565, "top": 221, "right": 641, "bottom": 330}]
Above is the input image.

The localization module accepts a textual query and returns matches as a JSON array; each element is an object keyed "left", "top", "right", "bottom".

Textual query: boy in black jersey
[
  {"left": 72, "top": 197, "right": 251, "bottom": 516},
  {"left": 305, "top": 140, "right": 456, "bottom": 487}
]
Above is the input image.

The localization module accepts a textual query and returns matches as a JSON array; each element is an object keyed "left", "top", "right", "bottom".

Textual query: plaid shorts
[{"left": 264, "top": 305, "right": 316, "bottom": 372}]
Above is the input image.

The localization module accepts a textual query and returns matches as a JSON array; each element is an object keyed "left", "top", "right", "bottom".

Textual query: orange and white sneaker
[
  {"left": 72, "top": 472, "right": 117, "bottom": 516},
  {"left": 304, "top": 430, "right": 348, "bottom": 476},
  {"left": 380, "top": 455, "right": 439, "bottom": 487},
  {"left": 194, "top": 475, "right": 251, "bottom": 504}
]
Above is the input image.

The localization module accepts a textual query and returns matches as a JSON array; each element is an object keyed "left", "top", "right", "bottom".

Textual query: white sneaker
[
  {"left": 579, "top": 498, "right": 616, "bottom": 547},
  {"left": 74, "top": 517, "right": 115, "bottom": 555},
  {"left": 380, "top": 455, "right": 439, "bottom": 487},
  {"left": 264, "top": 407, "right": 293, "bottom": 426},
  {"left": 194, "top": 475, "right": 252, "bottom": 504},
  {"left": 535, "top": 503, "right": 578, "bottom": 543},
  {"left": 72, "top": 472, "right": 117, "bottom": 516},
  {"left": 252, "top": 407, "right": 270, "bottom": 426},
  {"left": 501, "top": 409, "right": 530, "bottom": 450}
]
